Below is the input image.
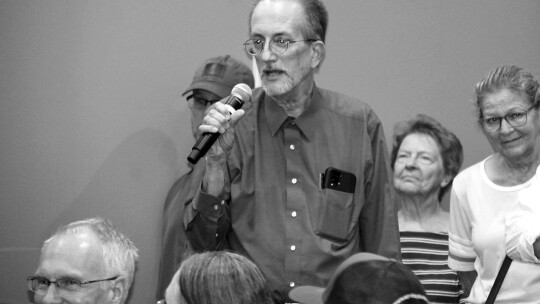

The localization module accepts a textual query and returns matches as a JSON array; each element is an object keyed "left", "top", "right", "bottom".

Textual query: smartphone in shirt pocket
[
  {"left": 320, "top": 167, "right": 356, "bottom": 193},
  {"left": 316, "top": 167, "right": 356, "bottom": 243}
]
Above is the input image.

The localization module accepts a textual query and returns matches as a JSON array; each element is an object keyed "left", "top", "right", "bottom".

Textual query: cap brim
[
  {"left": 182, "top": 81, "right": 231, "bottom": 99},
  {"left": 289, "top": 286, "right": 325, "bottom": 304}
]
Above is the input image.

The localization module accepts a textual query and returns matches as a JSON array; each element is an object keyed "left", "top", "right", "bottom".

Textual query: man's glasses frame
[
  {"left": 244, "top": 38, "right": 318, "bottom": 56},
  {"left": 27, "top": 275, "right": 119, "bottom": 294},
  {"left": 480, "top": 103, "right": 538, "bottom": 132}
]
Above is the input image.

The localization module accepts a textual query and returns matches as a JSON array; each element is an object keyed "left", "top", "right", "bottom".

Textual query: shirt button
[
  {"left": 290, "top": 245, "right": 296, "bottom": 251},
  {"left": 290, "top": 144, "right": 295, "bottom": 150},
  {"left": 220, "top": 200, "right": 225, "bottom": 205},
  {"left": 291, "top": 211, "right": 297, "bottom": 217},
  {"left": 213, "top": 205, "right": 219, "bottom": 210},
  {"left": 292, "top": 178, "right": 297, "bottom": 184},
  {"left": 290, "top": 282, "right": 295, "bottom": 287}
]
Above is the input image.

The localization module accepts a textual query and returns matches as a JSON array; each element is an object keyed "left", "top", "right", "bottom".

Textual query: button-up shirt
[{"left": 185, "top": 85, "right": 400, "bottom": 301}]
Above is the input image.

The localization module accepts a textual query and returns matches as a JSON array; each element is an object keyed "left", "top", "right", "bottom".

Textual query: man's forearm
[{"left": 202, "top": 156, "right": 227, "bottom": 196}]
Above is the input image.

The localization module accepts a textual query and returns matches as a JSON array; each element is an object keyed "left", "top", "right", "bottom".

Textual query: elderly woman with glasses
[
  {"left": 448, "top": 65, "right": 540, "bottom": 303},
  {"left": 391, "top": 114, "right": 465, "bottom": 303}
]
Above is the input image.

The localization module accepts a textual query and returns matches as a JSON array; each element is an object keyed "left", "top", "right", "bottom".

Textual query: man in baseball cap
[
  {"left": 289, "top": 252, "right": 429, "bottom": 304},
  {"left": 156, "top": 55, "right": 254, "bottom": 302},
  {"left": 182, "top": 55, "right": 255, "bottom": 139}
]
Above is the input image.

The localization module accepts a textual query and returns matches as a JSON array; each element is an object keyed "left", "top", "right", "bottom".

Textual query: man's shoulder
[
  {"left": 317, "top": 86, "right": 369, "bottom": 105},
  {"left": 316, "top": 86, "right": 379, "bottom": 121}
]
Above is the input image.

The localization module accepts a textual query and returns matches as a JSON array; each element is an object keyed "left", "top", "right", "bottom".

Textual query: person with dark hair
[
  {"left": 391, "top": 114, "right": 465, "bottom": 303},
  {"left": 27, "top": 217, "right": 139, "bottom": 304},
  {"left": 184, "top": 0, "right": 400, "bottom": 302},
  {"left": 289, "top": 252, "right": 429, "bottom": 304},
  {"left": 165, "top": 251, "right": 274, "bottom": 304},
  {"left": 449, "top": 65, "right": 540, "bottom": 303},
  {"left": 155, "top": 55, "right": 254, "bottom": 301}
]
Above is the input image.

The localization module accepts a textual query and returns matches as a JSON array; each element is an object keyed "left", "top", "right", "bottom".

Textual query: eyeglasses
[
  {"left": 27, "top": 275, "right": 118, "bottom": 294},
  {"left": 480, "top": 103, "right": 537, "bottom": 132},
  {"left": 244, "top": 38, "right": 317, "bottom": 55}
]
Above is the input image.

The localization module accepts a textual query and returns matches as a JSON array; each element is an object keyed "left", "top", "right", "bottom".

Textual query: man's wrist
[{"left": 205, "top": 154, "right": 227, "bottom": 166}]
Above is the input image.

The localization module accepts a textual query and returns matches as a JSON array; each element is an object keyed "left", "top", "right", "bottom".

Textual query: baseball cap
[
  {"left": 182, "top": 55, "right": 255, "bottom": 99},
  {"left": 289, "top": 252, "right": 428, "bottom": 304}
]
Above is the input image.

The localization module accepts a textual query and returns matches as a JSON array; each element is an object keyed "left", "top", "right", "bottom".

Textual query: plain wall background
[{"left": 1, "top": 1, "right": 539, "bottom": 303}]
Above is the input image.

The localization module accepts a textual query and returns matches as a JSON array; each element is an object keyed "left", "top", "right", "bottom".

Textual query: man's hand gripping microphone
[{"left": 187, "top": 83, "right": 252, "bottom": 164}]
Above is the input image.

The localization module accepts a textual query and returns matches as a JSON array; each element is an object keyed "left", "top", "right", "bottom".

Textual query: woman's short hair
[
  {"left": 177, "top": 251, "right": 274, "bottom": 304},
  {"left": 391, "top": 114, "right": 464, "bottom": 201},
  {"left": 475, "top": 65, "right": 540, "bottom": 120}
]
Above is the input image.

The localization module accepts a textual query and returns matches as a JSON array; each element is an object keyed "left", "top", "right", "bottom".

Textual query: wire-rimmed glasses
[
  {"left": 244, "top": 38, "right": 317, "bottom": 55},
  {"left": 27, "top": 275, "right": 118, "bottom": 294}
]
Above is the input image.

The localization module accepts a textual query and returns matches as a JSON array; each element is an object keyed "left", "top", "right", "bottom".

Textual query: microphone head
[{"left": 231, "top": 83, "right": 252, "bottom": 103}]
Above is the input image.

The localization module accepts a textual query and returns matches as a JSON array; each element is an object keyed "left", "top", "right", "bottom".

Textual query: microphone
[{"left": 187, "top": 83, "right": 252, "bottom": 164}]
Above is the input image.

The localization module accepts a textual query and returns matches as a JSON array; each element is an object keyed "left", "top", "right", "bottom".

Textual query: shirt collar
[{"left": 265, "top": 85, "right": 322, "bottom": 140}]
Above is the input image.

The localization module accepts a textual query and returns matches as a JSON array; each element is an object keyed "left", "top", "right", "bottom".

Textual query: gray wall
[{"left": 1, "top": 1, "right": 539, "bottom": 303}]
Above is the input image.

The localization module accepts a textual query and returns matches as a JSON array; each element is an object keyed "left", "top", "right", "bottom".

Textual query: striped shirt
[{"left": 400, "top": 231, "right": 465, "bottom": 304}]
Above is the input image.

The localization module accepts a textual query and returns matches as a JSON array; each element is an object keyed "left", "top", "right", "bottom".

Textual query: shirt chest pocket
[{"left": 313, "top": 189, "right": 355, "bottom": 243}]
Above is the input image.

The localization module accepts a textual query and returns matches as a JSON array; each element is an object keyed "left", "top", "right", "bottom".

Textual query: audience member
[
  {"left": 27, "top": 217, "right": 139, "bottom": 304},
  {"left": 165, "top": 251, "right": 274, "bottom": 304},
  {"left": 289, "top": 252, "right": 429, "bottom": 304},
  {"left": 392, "top": 114, "right": 465, "bottom": 303},
  {"left": 156, "top": 55, "right": 254, "bottom": 300},
  {"left": 184, "top": 0, "right": 400, "bottom": 301},
  {"left": 448, "top": 65, "right": 540, "bottom": 303}
]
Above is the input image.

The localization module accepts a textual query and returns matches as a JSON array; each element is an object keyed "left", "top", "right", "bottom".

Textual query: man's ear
[
  {"left": 310, "top": 40, "right": 325, "bottom": 70},
  {"left": 110, "top": 277, "right": 127, "bottom": 304}
]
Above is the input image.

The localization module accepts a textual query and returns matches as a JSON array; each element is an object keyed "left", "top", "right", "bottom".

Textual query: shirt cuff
[
  {"left": 448, "top": 232, "right": 476, "bottom": 271},
  {"left": 193, "top": 187, "right": 227, "bottom": 216}
]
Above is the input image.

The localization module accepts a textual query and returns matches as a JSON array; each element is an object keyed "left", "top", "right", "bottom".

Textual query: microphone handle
[
  {"left": 187, "top": 132, "right": 220, "bottom": 164},
  {"left": 187, "top": 95, "right": 245, "bottom": 164}
]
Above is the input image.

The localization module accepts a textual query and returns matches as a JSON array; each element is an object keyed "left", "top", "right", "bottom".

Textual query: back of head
[
  {"left": 325, "top": 260, "right": 427, "bottom": 304},
  {"left": 44, "top": 217, "right": 139, "bottom": 302},
  {"left": 475, "top": 65, "right": 540, "bottom": 117},
  {"left": 289, "top": 252, "right": 428, "bottom": 304},
  {"left": 182, "top": 55, "right": 255, "bottom": 99},
  {"left": 178, "top": 251, "right": 273, "bottom": 304}
]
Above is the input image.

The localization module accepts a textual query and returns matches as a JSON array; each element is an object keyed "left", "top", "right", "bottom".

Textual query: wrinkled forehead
[{"left": 250, "top": 0, "right": 306, "bottom": 37}]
